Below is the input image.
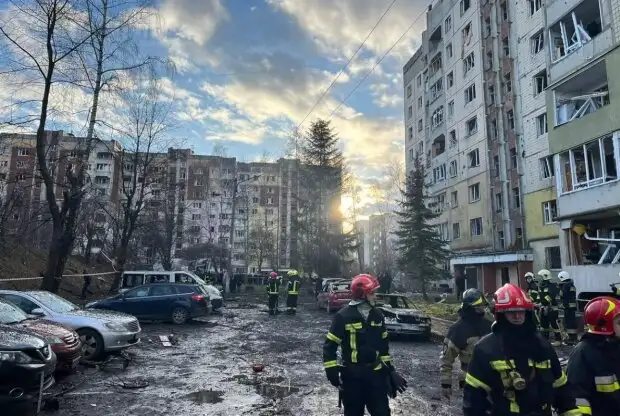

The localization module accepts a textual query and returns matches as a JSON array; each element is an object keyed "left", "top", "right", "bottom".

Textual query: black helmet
[{"left": 462, "top": 288, "right": 484, "bottom": 308}]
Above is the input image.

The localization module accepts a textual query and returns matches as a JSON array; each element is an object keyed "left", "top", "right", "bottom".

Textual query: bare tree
[
  {"left": 107, "top": 74, "right": 174, "bottom": 291},
  {"left": 247, "top": 210, "right": 276, "bottom": 272}
]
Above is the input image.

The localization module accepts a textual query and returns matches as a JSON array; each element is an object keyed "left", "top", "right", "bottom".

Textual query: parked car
[
  {"left": 119, "top": 270, "right": 223, "bottom": 311},
  {"left": 0, "top": 326, "right": 56, "bottom": 405},
  {"left": 0, "top": 290, "right": 140, "bottom": 361},
  {"left": 0, "top": 299, "right": 81, "bottom": 372},
  {"left": 87, "top": 284, "right": 209, "bottom": 324},
  {"left": 317, "top": 280, "right": 352, "bottom": 313},
  {"left": 376, "top": 293, "right": 431, "bottom": 340}
]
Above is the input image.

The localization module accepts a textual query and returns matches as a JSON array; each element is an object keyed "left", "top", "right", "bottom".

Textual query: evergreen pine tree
[
  {"left": 394, "top": 154, "right": 450, "bottom": 299},
  {"left": 298, "top": 119, "right": 356, "bottom": 276}
]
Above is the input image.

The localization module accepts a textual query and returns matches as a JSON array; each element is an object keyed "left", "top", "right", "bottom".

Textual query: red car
[
  {"left": 317, "top": 280, "right": 352, "bottom": 313},
  {"left": 0, "top": 299, "right": 82, "bottom": 372}
]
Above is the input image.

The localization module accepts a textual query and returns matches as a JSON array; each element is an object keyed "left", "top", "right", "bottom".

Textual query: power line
[
  {"left": 294, "top": 0, "right": 399, "bottom": 133},
  {"left": 328, "top": 9, "right": 426, "bottom": 120}
]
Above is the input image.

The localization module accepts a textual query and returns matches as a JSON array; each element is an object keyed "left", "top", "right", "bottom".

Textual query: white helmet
[
  {"left": 538, "top": 269, "right": 552, "bottom": 280},
  {"left": 524, "top": 272, "right": 535, "bottom": 278},
  {"left": 558, "top": 271, "right": 571, "bottom": 282}
]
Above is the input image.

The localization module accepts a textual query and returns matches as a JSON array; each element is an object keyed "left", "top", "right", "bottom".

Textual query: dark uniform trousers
[
  {"left": 526, "top": 283, "right": 541, "bottom": 328},
  {"left": 463, "top": 331, "right": 580, "bottom": 416},
  {"left": 540, "top": 282, "right": 561, "bottom": 342},
  {"left": 324, "top": 305, "right": 392, "bottom": 416},
  {"left": 286, "top": 279, "right": 300, "bottom": 314},
  {"left": 567, "top": 336, "right": 620, "bottom": 416},
  {"left": 561, "top": 282, "right": 578, "bottom": 342},
  {"left": 267, "top": 280, "right": 280, "bottom": 315}
]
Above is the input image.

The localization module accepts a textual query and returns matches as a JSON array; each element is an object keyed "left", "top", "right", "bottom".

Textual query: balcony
[{"left": 555, "top": 132, "right": 620, "bottom": 218}]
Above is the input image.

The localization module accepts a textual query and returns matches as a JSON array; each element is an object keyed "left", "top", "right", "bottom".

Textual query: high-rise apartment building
[
  {"left": 403, "top": 0, "right": 534, "bottom": 294},
  {"left": 0, "top": 131, "right": 308, "bottom": 274},
  {"left": 543, "top": 0, "right": 620, "bottom": 298}
]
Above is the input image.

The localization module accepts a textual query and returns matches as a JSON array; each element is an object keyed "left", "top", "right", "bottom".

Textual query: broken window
[
  {"left": 495, "top": 193, "right": 503, "bottom": 212},
  {"left": 536, "top": 113, "right": 548, "bottom": 136},
  {"left": 488, "top": 85, "right": 495, "bottom": 105},
  {"left": 512, "top": 187, "right": 521, "bottom": 208},
  {"left": 446, "top": 43, "right": 453, "bottom": 59},
  {"left": 431, "top": 106, "right": 444, "bottom": 129},
  {"left": 449, "top": 130, "right": 457, "bottom": 148},
  {"left": 470, "top": 217, "right": 483, "bottom": 235},
  {"left": 449, "top": 160, "right": 458, "bottom": 177},
  {"left": 558, "top": 134, "right": 618, "bottom": 194},
  {"left": 493, "top": 155, "right": 500, "bottom": 177},
  {"left": 531, "top": 31, "right": 544, "bottom": 54},
  {"left": 465, "top": 83, "right": 476, "bottom": 103},
  {"left": 502, "top": 37, "right": 510, "bottom": 56},
  {"left": 433, "top": 165, "right": 446, "bottom": 183},
  {"left": 469, "top": 183, "right": 480, "bottom": 202},
  {"left": 460, "top": 0, "right": 470, "bottom": 16},
  {"left": 430, "top": 53, "right": 442, "bottom": 75},
  {"left": 504, "top": 73, "right": 512, "bottom": 94},
  {"left": 540, "top": 156, "right": 555, "bottom": 179},
  {"left": 445, "top": 16, "right": 452, "bottom": 33},
  {"left": 489, "top": 119, "right": 498, "bottom": 140},
  {"left": 462, "top": 23, "right": 472, "bottom": 47},
  {"left": 542, "top": 200, "right": 557, "bottom": 224},
  {"left": 463, "top": 52, "right": 475, "bottom": 75},
  {"left": 529, "top": 0, "right": 542, "bottom": 15},
  {"left": 466, "top": 117, "right": 478, "bottom": 136},
  {"left": 447, "top": 71, "right": 454, "bottom": 88},
  {"left": 554, "top": 61, "right": 609, "bottom": 126},
  {"left": 549, "top": 2, "right": 602, "bottom": 63},
  {"left": 506, "top": 110, "right": 515, "bottom": 130},
  {"left": 432, "top": 134, "right": 446, "bottom": 157},
  {"left": 510, "top": 148, "right": 517, "bottom": 169},
  {"left": 448, "top": 100, "right": 454, "bottom": 117},
  {"left": 430, "top": 78, "right": 443, "bottom": 101},
  {"left": 534, "top": 70, "right": 547, "bottom": 95},
  {"left": 468, "top": 149, "right": 480, "bottom": 167},
  {"left": 501, "top": 2, "right": 508, "bottom": 21}
]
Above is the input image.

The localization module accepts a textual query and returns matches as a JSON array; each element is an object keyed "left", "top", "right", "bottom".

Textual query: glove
[
  {"left": 325, "top": 367, "right": 340, "bottom": 387},
  {"left": 441, "top": 385, "right": 451, "bottom": 399},
  {"left": 387, "top": 370, "right": 408, "bottom": 398}
]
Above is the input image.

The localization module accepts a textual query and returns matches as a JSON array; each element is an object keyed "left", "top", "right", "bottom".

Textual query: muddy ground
[{"left": 24, "top": 293, "right": 573, "bottom": 416}]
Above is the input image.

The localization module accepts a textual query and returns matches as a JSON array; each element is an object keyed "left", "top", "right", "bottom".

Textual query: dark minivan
[
  {"left": 0, "top": 326, "right": 56, "bottom": 404},
  {"left": 87, "top": 284, "right": 209, "bottom": 324}
]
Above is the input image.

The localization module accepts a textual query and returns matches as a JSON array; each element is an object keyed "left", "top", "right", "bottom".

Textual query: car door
[
  {"left": 117, "top": 287, "right": 150, "bottom": 318},
  {"left": 147, "top": 285, "right": 177, "bottom": 319}
]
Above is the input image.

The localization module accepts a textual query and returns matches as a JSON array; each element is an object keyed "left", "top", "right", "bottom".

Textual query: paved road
[{"left": 38, "top": 295, "right": 460, "bottom": 416}]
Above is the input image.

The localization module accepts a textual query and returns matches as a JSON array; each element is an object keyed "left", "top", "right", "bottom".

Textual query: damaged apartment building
[
  {"left": 403, "top": 0, "right": 620, "bottom": 295},
  {"left": 545, "top": 0, "right": 620, "bottom": 299}
]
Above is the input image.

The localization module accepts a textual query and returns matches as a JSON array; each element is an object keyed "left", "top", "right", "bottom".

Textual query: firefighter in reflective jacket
[
  {"left": 266, "top": 272, "right": 280, "bottom": 315},
  {"left": 558, "top": 271, "right": 579, "bottom": 344},
  {"left": 539, "top": 269, "right": 562, "bottom": 347},
  {"left": 323, "top": 274, "right": 408, "bottom": 416},
  {"left": 285, "top": 269, "right": 300, "bottom": 315},
  {"left": 440, "top": 288, "right": 492, "bottom": 399},
  {"left": 463, "top": 283, "right": 580, "bottom": 416},
  {"left": 525, "top": 272, "right": 542, "bottom": 328},
  {"left": 567, "top": 296, "right": 620, "bottom": 415}
]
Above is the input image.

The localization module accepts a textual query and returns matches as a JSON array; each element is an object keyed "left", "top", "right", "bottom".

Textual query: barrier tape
[{"left": 0, "top": 271, "right": 118, "bottom": 282}]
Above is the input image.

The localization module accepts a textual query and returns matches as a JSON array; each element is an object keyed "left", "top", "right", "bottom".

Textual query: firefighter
[
  {"left": 558, "top": 271, "right": 578, "bottom": 344},
  {"left": 539, "top": 269, "right": 562, "bottom": 347},
  {"left": 567, "top": 296, "right": 620, "bottom": 415},
  {"left": 323, "top": 274, "right": 408, "bottom": 416},
  {"left": 463, "top": 283, "right": 580, "bottom": 416},
  {"left": 525, "top": 272, "right": 542, "bottom": 328},
  {"left": 266, "top": 271, "right": 280, "bottom": 315},
  {"left": 285, "top": 269, "right": 300, "bottom": 315},
  {"left": 440, "top": 288, "right": 492, "bottom": 399}
]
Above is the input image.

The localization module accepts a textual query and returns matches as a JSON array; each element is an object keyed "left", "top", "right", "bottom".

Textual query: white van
[{"left": 120, "top": 270, "right": 223, "bottom": 310}]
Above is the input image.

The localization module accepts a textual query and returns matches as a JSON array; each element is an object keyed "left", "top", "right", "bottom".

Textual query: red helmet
[
  {"left": 584, "top": 296, "right": 620, "bottom": 336},
  {"left": 351, "top": 274, "right": 380, "bottom": 300},
  {"left": 270, "top": 272, "right": 277, "bottom": 279},
  {"left": 493, "top": 283, "right": 534, "bottom": 316}
]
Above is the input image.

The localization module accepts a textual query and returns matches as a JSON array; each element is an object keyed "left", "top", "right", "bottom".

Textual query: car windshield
[
  {"left": 186, "top": 271, "right": 206, "bottom": 285},
  {"left": 377, "top": 295, "right": 414, "bottom": 309},
  {"left": 29, "top": 292, "right": 78, "bottom": 313},
  {"left": 0, "top": 301, "right": 28, "bottom": 324}
]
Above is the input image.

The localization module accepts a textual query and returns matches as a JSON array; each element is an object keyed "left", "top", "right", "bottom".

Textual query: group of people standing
[
  {"left": 265, "top": 269, "right": 301, "bottom": 315},
  {"left": 323, "top": 272, "right": 620, "bottom": 415}
]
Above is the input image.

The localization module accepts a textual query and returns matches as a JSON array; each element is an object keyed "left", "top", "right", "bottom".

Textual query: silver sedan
[{"left": 0, "top": 290, "right": 141, "bottom": 361}]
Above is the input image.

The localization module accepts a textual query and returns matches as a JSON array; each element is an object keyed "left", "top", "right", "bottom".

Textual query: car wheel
[
  {"left": 171, "top": 307, "right": 189, "bottom": 325},
  {"left": 78, "top": 328, "right": 104, "bottom": 361}
]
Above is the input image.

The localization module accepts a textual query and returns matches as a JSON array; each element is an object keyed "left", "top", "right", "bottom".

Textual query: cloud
[
  {"left": 369, "top": 83, "right": 402, "bottom": 108},
  {"left": 267, "top": 0, "right": 425, "bottom": 61}
]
